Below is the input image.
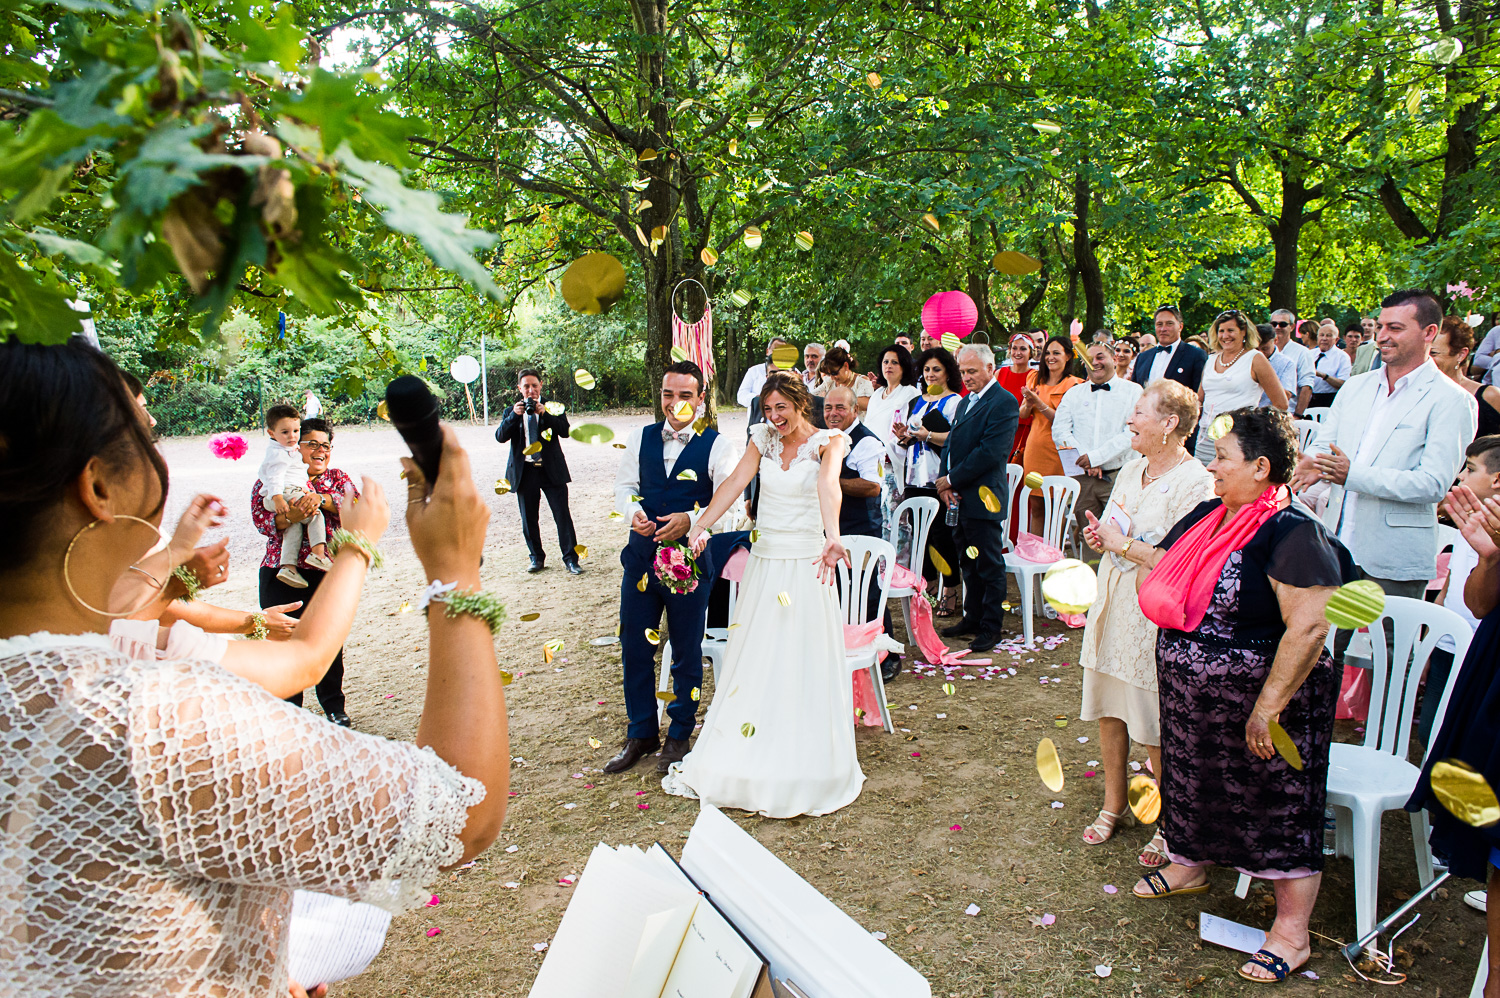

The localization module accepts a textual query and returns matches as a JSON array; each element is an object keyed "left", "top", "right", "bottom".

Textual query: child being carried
[{"left": 259, "top": 403, "right": 332, "bottom": 588}]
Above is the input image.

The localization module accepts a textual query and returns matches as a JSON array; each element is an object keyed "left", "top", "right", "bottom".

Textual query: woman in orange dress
[
  {"left": 995, "top": 333, "right": 1036, "bottom": 465},
  {"left": 1020, "top": 335, "right": 1084, "bottom": 531}
]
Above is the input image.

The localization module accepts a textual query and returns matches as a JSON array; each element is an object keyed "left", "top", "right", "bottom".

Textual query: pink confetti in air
[
  {"left": 426, "top": 927, "right": 442, "bottom": 938},
  {"left": 949, "top": 824, "right": 962, "bottom": 831},
  {"left": 1103, "top": 885, "right": 1118, "bottom": 894},
  {"left": 638, "top": 803, "right": 650, "bottom": 810},
  {"left": 911, "top": 751, "right": 921, "bottom": 758},
  {"left": 209, "top": 433, "right": 248, "bottom": 460},
  {"left": 425, "top": 895, "right": 441, "bottom": 907}
]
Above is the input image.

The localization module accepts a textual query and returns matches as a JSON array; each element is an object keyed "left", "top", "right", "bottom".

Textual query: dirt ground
[{"left": 159, "top": 410, "right": 1484, "bottom": 998}]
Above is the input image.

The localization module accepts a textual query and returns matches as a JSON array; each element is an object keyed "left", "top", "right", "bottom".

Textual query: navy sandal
[{"left": 1238, "top": 948, "right": 1301, "bottom": 983}]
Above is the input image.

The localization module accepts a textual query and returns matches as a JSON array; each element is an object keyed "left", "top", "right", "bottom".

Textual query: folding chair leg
[
  {"left": 869, "top": 663, "right": 895, "bottom": 734},
  {"left": 1472, "top": 939, "right": 1489, "bottom": 998},
  {"left": 1018, "top": 572, "right": 1035, "bottom": 646},
  {"left": 1411, "top": 810, "right": 1435, "bottom": 887},
  {"left": 1350, "top": 805, "right": 1384, "bottom": 939}
]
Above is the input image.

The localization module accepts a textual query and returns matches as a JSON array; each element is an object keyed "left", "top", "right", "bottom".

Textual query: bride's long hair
[{"left": 760, "top": 372, "right": 815, "bottom": 423}]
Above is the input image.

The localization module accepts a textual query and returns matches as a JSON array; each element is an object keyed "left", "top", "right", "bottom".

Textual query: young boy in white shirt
[{"left": 257, "top": 404, "right": 331, "bottom": 588}]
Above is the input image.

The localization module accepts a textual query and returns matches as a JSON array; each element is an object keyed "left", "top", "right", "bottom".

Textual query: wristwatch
[{"left": 1120, "top": 538, "right": 1134, "bottom": 558}]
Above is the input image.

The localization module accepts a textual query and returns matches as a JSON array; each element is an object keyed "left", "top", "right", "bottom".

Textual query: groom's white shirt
[{"left": 613, "top": 422, "right": 741, "bottom": 532}]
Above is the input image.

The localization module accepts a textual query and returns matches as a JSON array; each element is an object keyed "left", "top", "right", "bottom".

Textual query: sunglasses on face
[{"left": 1270, "top": 321, "right": 1292, "bottom": 327}]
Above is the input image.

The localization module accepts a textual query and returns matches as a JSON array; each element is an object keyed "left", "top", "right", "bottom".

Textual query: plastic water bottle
[{"left": 945, "top": 497, "right": 959, "bottom": 526}]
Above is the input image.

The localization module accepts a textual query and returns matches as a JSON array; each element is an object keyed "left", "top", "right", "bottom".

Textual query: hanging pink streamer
[{"left": 672, "top": 285, "right": 715, "bottom": 387}]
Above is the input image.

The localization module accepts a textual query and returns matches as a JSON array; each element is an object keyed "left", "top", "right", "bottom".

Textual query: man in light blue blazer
[{"left": 1293, "top": 289, "right": 1475, "bottom": 600}]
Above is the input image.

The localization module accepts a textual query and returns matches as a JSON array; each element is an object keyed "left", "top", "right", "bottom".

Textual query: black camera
[{"left": 523, "top": 397, "right": 539, "bottom": 415}]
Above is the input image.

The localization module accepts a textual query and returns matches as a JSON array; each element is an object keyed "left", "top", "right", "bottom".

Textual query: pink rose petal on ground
[
  {"left": 638, "top": 803, "right": 650, "bottom": 810},
  {"left": 1084, "top": 770, "right": 1096, "bottom": 777},
  {"left": 1041, "top": 913, "right": 1056, "bottom": 925},
  {"left": 1301, "top": 971, "right": 1318, "bottom": 980},
  {"left": 949, "top": 824, "right": 962, "bottom": 831},
  {"left": 1103, "top": 885, "right": 1118, "bottom": 894},
  {"left": 911, "top": 751, "right": 921, "bottom": 758},
  {"left": 583, "top": 784, "right": 594, "bottom": 789},
  {"left": 426, "top": 927, "right": 442, "bottom": 937},
  {"left": 426, "top": 895, "right": 441, "bottom": 906},
  {"left": 635, "top": 790, "right": 646, "bottom": 796}
]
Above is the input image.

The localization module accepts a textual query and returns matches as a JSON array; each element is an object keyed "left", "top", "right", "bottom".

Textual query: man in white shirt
[
  {"left": 1053, "top": 342, "right": 1143, "bottom": 534},
  {"left": 1257, "top": 326, "right": 1298, "bottom": 407},
  {"left": 1473, "top": 322, "right": 1500, "bottom": 384},
  {"left": 1294, "top": 288, "right": 1475, "bottom": 607},
  {"left": 1309, "top": 324, "right": 1352, "bottom": 409},
  {"left": 735, "top": 337, "right": 791, "bottom": 410},
  {"left": 608, "top": 361, "right": 740, "bottom": 776},
  {"left": 801, "top": 342, "right": 826, "bottom": 388},
  {"left": 1269, "top": 309, "right": 1316, "bottom": 415}
]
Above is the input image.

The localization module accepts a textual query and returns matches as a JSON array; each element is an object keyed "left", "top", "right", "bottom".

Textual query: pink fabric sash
[{"left": 1138, "top": 486, "right": 1283, "bottom": 633}]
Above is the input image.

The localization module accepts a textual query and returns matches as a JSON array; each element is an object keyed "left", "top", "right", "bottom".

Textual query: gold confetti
[
  {"left": 613, "top": 442, "right": 627, "bottom": 449},
  {"left": 746, "top": 113, "right": 765, "bottom": 128},
  {"left": 1023, "top": 472, "right": 1045, "bottom": 491},
  {"left": 1054, "top": 719, "right": 1068, "bottom": 728},
  {"left": 638, "top": 199, "right": 653, "bottom": 211},
  {"left": 544, "top": 401, "right": 567, "bottom": 416},
  {"left": 794, "top": 231, "right": 814, "bottom": 251},
  {"left": 1326, "top": 579, "right": 1386, "bottom": 630},
  {"left": 494, "top": 478, "right": 512, "bottom": 496},
  {"left": 638, "top": 147, "right": 658, "bottom": 161},
  {"left": 740, "top": 722, "right": 756, "bottom": 737},
  {"left": 637, "top": 574, "right": 648, "bottom": 592},
  {"left": 700, "top": 246, "right": 719, "bottom": 266},
  {"left": 1268, "top": 720, "right": 1304, "bottom": 771},
  {"left": 645, "top": 628, "right": 661, "bottom": 645},
  {"left": 991, "top": 251, "right": 1043, "bottom": 275},
  {"left": 588, "top": 736, "right": 602, "bottom": 749},
  {"left": 570, "top": 423, "right": 616, "bottom": 445},
  {"left": 543, "top": 639, "right": 563, "bottom": 664},
  {"left": 656, "top": 690, "right": 674, "bottom": 701},
  {"left": 609, "top": 511, "right": 624, "bottom": 520},
  {"left": 541, "top": 428, "right": 553, "bottom": 441},
  {"left": 523, "top": 441, "right": 543, "bottom": 456},
  {"left": 376, "top": 400, "right": 390, "bottom": 421},
  {"left": 922, "top": 212, "right": 941, "bottom": 232},
  {"left": 966, "top": 546, "right": 979, "bottom": 559},
  {"left": 630, "top": 494, "right": 644, "bottom": 502},
  {"left": 927, "top": 546, "right": 952, "bottom": 578},
  {"left": 771, "top": 344, "right": 800, "bottom": 368},
  {"left": 728, "top": 137, "right": 739, "bottom": 156},
  {"left": 942, "top": 682, "right": 955, "bottom": 695},
  {"left": 1128, "top": 774, "right": 1161, "bottom": 823},
  {"left": 676, "top": 468, "right": 698, "bottom": 481},
  {"left": 866, "top": 71, "right": 882, "bottom": 89},
  {"left": 855, "top": 707, "right": 866, "bottom": 718},
  {"left": 1431, "top": 759, "right": 1500, "bottom": 827},
  {"left": 749, "top": 529, "right": 760, "bottom": 542},
  {"left": 940, "top": 331, "right": 961, "bottom": 352},
  {"left": 519, "top": 612, "right": 541, "bottom": 621},
  {"left": 777, "top": 592, "right": 791, "bottom": 606},
  {"left": 925, "top": 381, "right": 945, "bottom": 396},
  {"left": 978, "top": 485, "right": 1002, "bottom": 513},
  {"left": 1030, "top": 119, "right": 1062, "bottom": 135},
  {"left": 672, "top": 400, "right": 695, "bottom": 421},
  {"left": 743, "top": 227, "right": 763, "bottom": 249},
  {"left": 1208, "top": 413, "right": 1233, "bottom": 440},
  {"left": 499, "top": 669, "right": 514, "bottom": 686},
  {"left": 757, "top": 179, "right": 774, "bottom": 194},
  {"left": 574, "top": 368, "right": 596, "bottom": 390},
  {"left": 1042, "top": 559, "right": 1098, "bottom": 614},
  {"left": 399, "top": 601, "right": 411, "bottom": 613},
  {"left": 1036, "top": 738, "right": 1064, "bottom": 792},
  {"left": 728, "top": 623, "right": 740, "bottom": 630},
  {"left": 728, "top": 288, "right": 752, "bottom": 307},
  {"left": 573, "top": 544, "right": 588, "bottom": 560},
  {"left": 690, "top": 687, "right": 701, "bottom": 701},
  {"left": 671, "top": 345, "right": 688, "bottom": 363}
]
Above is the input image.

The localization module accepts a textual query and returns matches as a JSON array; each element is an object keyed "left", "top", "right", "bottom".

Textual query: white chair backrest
[
  {"left": 1303, "top": 407, "right": 1331, "bottom": 423},
  {"left": 1017, "top": 476, "right": 1080, "bottom": 549},
  {"left": 1436, "top": 523, "right": 1461, "bottom": 556},
  {"left": 1355, "top": 596, "right": 1474, "bottom": 763},
  {"left": 892, "top": 496, "right": 939, "bottom": 574},
  {"left": 1293, "top": 419, "right": 1318, "bottom": 453},
  {"left": 1003, "top": 463, "right": 1024, "bottom": 551},
  {"left": 836, "top": 536, "right": 896, "bottom": 627}
]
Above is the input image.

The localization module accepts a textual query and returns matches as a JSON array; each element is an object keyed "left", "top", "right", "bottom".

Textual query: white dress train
[{"left": 662, "top": 425, "right": 866, "bottom": 818}]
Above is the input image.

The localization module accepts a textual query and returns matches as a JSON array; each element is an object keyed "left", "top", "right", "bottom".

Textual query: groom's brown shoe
[
  {"left": 603, "top": 735, "right": 661, "bottom": 774},
  {"left": 656, "top": 737, "right": 691, "bottom": 774}
]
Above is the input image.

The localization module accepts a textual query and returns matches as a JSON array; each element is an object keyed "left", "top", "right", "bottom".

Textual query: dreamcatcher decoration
[{"left": 671, "top": 278, "right": 716, "bottom": 386}]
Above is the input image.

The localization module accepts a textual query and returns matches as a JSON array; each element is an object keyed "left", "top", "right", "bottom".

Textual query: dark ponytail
[{"left": 0, "top": 339, "right": 169, "bottom": 573}]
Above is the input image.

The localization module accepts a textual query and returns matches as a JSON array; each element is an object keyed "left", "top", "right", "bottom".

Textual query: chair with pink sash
[{"left": 839, "top": 536, "right": 901, "bottom": 733}]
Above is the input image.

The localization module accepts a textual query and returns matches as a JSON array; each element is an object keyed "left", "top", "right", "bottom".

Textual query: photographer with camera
[{"left": 496, "top": 368, "right": 581, "bottom": 574}]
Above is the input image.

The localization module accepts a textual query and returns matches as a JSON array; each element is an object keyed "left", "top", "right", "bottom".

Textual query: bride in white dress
[{"left": 662, "top": 372, "right": 866, "bottom": 818}]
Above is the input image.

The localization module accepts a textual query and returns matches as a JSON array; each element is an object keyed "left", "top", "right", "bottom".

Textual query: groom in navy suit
[{"left": 605, "top": 361, "right": 734, "bottom": 775}]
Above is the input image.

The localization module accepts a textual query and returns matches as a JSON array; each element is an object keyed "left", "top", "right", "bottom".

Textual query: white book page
[
  {"left": 659, "top": 900, "right": 762, "bottom": 998},
  {"left": 1101, "top": 499, "right": 1131, "bottom": 536},
  {"left": 1199, "top": 912, "right": 1267, "bottom": 955},
  {"left": 623, "top": 901, "right": 699, "bottom": 998},
  {"left": 1057, "top": 447, "right": 1084, "bottom": 477},
  {"left": 286, "top": 891, "right": 392, "bottom": 989}
]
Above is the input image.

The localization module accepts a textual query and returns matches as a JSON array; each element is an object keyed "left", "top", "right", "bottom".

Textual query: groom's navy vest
[
  {"left": 626, "top": 422, "right": 719, "bottom": 560},
  {"left": 838, "top": 422, "right": 882, "bottom": 538}
]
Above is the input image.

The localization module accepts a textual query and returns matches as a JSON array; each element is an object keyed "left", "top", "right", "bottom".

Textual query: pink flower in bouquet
[
  {"left": 672, "top": 562, "right": 691, "bottom": 579},
  {"left": 209, "top": 433, "right": 248, "bottom": 460}
]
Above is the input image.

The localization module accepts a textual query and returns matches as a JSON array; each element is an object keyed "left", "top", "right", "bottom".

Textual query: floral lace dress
[{"left": 1153, "top": 501, "right": 1355, "bottom": 875}]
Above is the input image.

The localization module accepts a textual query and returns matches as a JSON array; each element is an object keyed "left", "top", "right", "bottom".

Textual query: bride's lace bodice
[
  {"left": 750, "top": 425, "right": 845, "bottom": 550},
  {"left": 0, "top": 633, "right": 484, "bottom": 997}
]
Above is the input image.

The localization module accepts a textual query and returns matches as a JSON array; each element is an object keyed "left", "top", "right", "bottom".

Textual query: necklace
[
  {"left": 1216, "top": 347, "right": 1246, "bottom": 370},
  {"left": 1142, "top": 452, "right": 1188, "bottom": 485}
]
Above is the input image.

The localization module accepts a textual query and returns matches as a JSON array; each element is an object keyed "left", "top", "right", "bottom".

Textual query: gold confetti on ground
[
  {"left": 519, "top": 612, "right": 541, "bottom": 622},
  {"left": 588, "top": 737, "right": 601, "bottom": 749}
]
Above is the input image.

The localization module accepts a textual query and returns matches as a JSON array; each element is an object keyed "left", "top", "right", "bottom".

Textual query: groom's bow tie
[
  {"left": 1091, "top": 382, "right": 1111, "bottom": 392},
  {"left": 663, "top": 427, "right": 693, "bottom": 444}
]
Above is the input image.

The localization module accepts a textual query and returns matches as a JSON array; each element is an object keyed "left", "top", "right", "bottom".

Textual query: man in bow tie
[
  {"left": 606, "top": 362, "right": 738, "bottom": 775},
  {"left": 1053, "top": 342, "right": 1143, "bottom": 536}
]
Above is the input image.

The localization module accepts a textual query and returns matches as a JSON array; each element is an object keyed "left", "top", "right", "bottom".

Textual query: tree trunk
[
  {"left": 642, "top": 261, "right": 673, "bottom": 420},
  {"left": 1266, "top": 173, "right": 1316, "bottom": 313},
  {"left": 1073, "top": 173, "right": 1105, "bottom": 334}
]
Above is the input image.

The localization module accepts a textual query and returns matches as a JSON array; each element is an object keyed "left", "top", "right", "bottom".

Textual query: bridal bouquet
[{"left": 654, "top": 541, "right": 701, "bottom": 595}]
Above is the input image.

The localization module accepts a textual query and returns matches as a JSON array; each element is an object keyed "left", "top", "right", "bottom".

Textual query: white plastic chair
[
  {"left": 889, "top": 496, "right": 939, "bottom": 645},
  {"left": 1326, "top": 597, "right": 1474, "bottom": 939},
  {"left": 659, "top": 577, "right": 738, "bottom": 725},
  {"left": 1002, "top": 475, "right": 1079, "bottom": 646},
  {"left": 1002, "top": 463, "right": 1023, "bottom": 553},
  {"left": 1303, "top": 406, "right": 1331, "bottom": 423},
  {"left": 1292, "top": 418, "right": 1319, "bottom": 453},
  {"left": 837, "top": 536, "right": 897, "bottom": 733}
]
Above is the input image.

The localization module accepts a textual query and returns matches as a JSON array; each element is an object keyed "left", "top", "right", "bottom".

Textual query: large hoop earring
[{"left": 62, "top": 515, "right": 172, "bottom": 619}]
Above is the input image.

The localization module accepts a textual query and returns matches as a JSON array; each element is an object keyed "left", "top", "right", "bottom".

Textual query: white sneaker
[
  {"left": 277, "top": 566, "right": 309, "bottom": 588},
  {"left": 305, "top": 552, "right": 334, "bottom": 572},
  {"left": 1465, "top": 889, "right": 1487, "bottom": 913}
]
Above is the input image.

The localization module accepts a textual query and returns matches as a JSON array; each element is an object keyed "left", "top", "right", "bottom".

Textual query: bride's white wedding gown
[{"left": 662, "top": 424, "right": 866, "bottom": 818}]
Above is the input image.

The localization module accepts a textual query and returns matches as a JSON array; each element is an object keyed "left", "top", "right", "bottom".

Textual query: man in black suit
[
  {"left": 496, "top": 368, "right": 581, "bottom": 574},
  {"left": 936, "top": 343, "right": 1020, "bottom": 653},
  {"left": 1131, "top": 305, "right": 1207, "bottom": 451}
]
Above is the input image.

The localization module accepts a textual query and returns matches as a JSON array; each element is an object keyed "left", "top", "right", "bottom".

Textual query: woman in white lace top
[{"left": 0, "top": 340, "right": 509, "bottom": 997}]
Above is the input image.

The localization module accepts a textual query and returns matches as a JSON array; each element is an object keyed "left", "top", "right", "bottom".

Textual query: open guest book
[{"left": 528, "top": 803, "right": 931, "bottom": 998}]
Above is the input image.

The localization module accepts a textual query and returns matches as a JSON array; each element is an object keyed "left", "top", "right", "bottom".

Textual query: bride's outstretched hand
[
  {"left": 686, "top": 526, "right": 707, "bottom": 557},
  {"left": 815, "top": 538, "right": 850, "bottom": 585}
]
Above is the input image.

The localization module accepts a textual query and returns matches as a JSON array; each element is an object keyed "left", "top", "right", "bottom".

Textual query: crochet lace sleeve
[
  {"left": 127, "top": 661, "right": 485, "bottom": 914},
  {"left": 749, "top": 422, "right": 780, "bottom": 459}
]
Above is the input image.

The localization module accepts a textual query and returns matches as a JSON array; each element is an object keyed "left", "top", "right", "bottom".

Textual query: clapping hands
[{"left": 1444, "top": 485, "right": 1500, "bottom": 559}]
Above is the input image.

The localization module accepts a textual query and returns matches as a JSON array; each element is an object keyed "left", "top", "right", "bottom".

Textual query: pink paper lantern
[{"left": 921, "top": 291, "right": 978, "bottom": 338}]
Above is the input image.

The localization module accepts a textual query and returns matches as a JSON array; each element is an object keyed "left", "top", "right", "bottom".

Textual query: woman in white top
[
  {"left": 864, "top": 344, "right": 922, "bottom": 538},
  {"left": 1194, "top": 309, "right": 1288, "bottom": 464},
  {"left": 0, "top": 339, "right": 509, "bottom": 998}
]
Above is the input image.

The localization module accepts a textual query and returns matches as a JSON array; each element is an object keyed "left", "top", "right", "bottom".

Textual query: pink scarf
[{"left": 1138, "top": 486, "right": 1284, "bottom": 633}]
